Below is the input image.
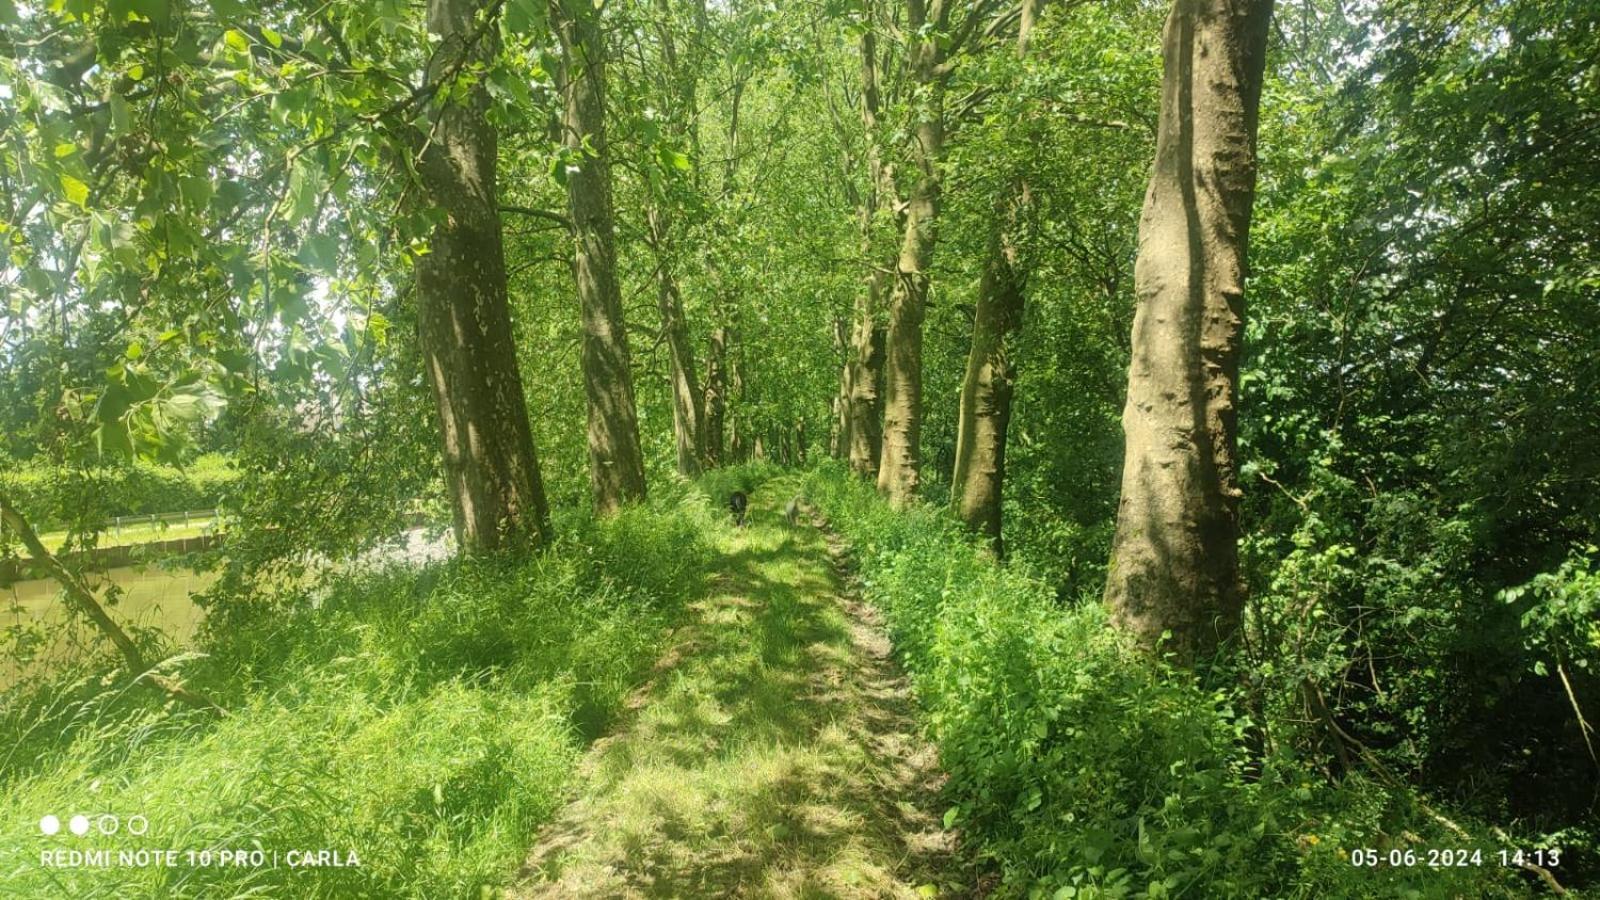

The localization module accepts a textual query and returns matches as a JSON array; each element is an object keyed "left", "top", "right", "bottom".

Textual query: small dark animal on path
[
  {"left": 729, "top": 491, "right": 749, "bottom": 527},
  {"left": 785, "top": 496, "right": 801, "bottom": 526}
]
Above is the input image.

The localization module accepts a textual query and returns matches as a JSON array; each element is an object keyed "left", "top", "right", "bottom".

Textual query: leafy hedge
[
  {"left": 0, "top": 453, "right": 238, "bottom": 530},
  {"left": 804, "top": 462, "right": 1531, "bottom": 898},
  {"left": 0, "top": 476, "right": 727, "bottom": 898}
]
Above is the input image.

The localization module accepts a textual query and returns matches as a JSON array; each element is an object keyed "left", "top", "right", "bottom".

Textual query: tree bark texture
[
  {"left": 416, "top": 0, "right": 551, "bottom": 552},
  {"left": 951, "top": 192, "right": 1026, "bottom": 555},
  {"left": 876, "top": 124, "right": 939, "bottom": 507},
  {"left": 831, "top": 315, "right": 852, "bottom": 458},
  {"left": 843, "top": 23, "right": 896, "bottom": 481},
  {"left": 848, "top": 285, "right": 887, "bottom": 478},
  {"left": 876, "top": 5, "right": 948, "bottom": 508},
  {"left": 648, "top": 0, "right": 708, "bottom": 478},
  {"left": 660, "top": 265, "right": 706, "bottom": 478},
  {"left": 552, "top": 0, "right": 648, "bottom": 513},
  {"left": 704, "top": 321, "right": 727, "bottom": 465},
  {"left": 949, "top": 0, "right": 1040, "bottom": 555},
  {"left": 1104, "top": 0, "right": 1273, "bottom": 661}
]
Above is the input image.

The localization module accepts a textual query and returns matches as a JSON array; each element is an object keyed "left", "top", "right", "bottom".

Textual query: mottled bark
[
  {"left": 876, "top": 4, "right": 949, "bottom": 508},
  {"left": 651, "top": 210, "right": 706, "bottom": 478},
  {"left": 704, "top": 322, "right": 727, "bottom": 465},
  {"left": 660, "top": 270, "right": 705, "bottom": 478},
  {"left": 951, "top": 194, "right": 1026, "bottom": 555},
  {"left": 416, "top": 0, "right": 551, "bottom": 552},
  {"left": 848, "top": 288, "right": 888, "bottom": 478},
  {"left": 950, "top": 1, "right": 1039, "bottom": 555},
  {"left": 845, "top": 24, "right": 894, "bottom": 481},
  {"left": 648, "top": 0, "right": 707, "bottom": 478},
  {"left": 552, "top": 0, "right": 648, "bottom": 514},
  {"left": 1104, "top": 0, "right": 1273, "bottom": 661},
  {"left": 831, "top": 316, "right": 852, "bottom": 458},
  {"left": 876, "top": 128, "right": 939, "bottom": 507}
]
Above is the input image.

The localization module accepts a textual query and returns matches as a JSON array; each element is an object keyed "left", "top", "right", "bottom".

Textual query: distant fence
[
  {"left": 104, "top": 509, "right": 218, "bottom": 536},
  {"left": 0, "top": 510, "right": 223, "bottom": 586}
]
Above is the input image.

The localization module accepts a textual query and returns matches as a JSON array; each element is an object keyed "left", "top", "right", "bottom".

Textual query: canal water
[
  {"left": 2, "top": 564, "right": 217, "bottom": 688},
  {"left": 1, "top": 528, "right": 450, "bottom": 690}
]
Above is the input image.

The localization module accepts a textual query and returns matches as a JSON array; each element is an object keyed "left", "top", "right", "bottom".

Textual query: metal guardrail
[
  {"left": 106, "top": 509, "right": 219, "bottom": 532},
  {"left": 0, "top": 510, "right": 222, "bottom": 545}
]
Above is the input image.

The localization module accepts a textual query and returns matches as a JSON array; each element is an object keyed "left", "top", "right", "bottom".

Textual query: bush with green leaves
[
  {"left": 804, "top": 462, "right": 1532, "bottom": 898},
  {"left": 0, "top": 477, "right": 723, "bottom": 898},
  {"left": 0, "top": 453, "right": 238, "bottom": 533}
]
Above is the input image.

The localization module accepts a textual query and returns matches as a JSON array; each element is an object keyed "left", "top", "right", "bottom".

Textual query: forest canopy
[{"left": 1, "top": 0, "right": 1597, "bottom": 895}]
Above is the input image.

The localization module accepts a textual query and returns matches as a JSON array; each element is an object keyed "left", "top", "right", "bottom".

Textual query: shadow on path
[{"left": 509, "top": 494, "right": 967, "bottom": 898}]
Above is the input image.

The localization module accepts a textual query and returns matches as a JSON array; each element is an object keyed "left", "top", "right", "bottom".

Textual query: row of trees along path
[
  {"left": 416, "top": 0, "right": 1274, "bottom": 664},
  {"left": 1, "top": 0, "right": 1280, "bottom": 871},
  {"left": 511, "top": 493, "right": 969, "bottom": 897}
]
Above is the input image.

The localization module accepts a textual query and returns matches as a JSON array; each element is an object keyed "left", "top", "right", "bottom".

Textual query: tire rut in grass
[{"left": 508, "top": 498, "right": 969, "bottom": 898}]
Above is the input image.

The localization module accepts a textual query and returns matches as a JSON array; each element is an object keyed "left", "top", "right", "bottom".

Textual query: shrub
[
  {"left": 0, "top": 476, "right": 723, "bottom": 897},
  {"left": 804, "top": 461, "right": 1530, "bottom": 898},
  {"left": 0, "top": 454, "right": 239, "bottom": 531}
]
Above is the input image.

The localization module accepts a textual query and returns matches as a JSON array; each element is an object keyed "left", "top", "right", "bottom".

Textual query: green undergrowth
[
  {"left": 519, "top": 475, "right": 959, "bottom": 895},
  {"left": 1, "top": 454, "right": 238, "bottom": 533},
  {"left": 0, "top": 473, "right": 749, "bottom": 898},
  {"left": 803, "top": 462, "right": 1535, "bottom": 899}
]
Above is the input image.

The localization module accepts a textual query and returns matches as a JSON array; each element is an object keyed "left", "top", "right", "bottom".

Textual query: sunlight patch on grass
[{"left": 514, "top": 492, "right": 959, "bottom": 898}]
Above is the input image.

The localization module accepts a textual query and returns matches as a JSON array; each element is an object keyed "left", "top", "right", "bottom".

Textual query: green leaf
[
  {"left": 260, "top": 27, "right": 283, "bottom": 48},
  {"left": 60, "top": 174, "right": 90, "bottom": 208},
  {"left": 224, "top": 29, "right": 250, "bottom": 53},
  {"left": 286, "top": 159, "right": 324, "bottom": 224},
  {"left": 656, "top": 145, "right": 691, "bottom": 173},
  {"left": 110, "top": 93, "right": 132, "bottom": 131},
  {"left": 298, "top": 233, "right": 340, "bottom": 273},
  {"left": 505, "top": 0, "right": 544, "bottom": 34}
]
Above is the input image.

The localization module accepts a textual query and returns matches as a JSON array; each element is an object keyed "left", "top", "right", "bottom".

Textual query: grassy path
[{"left": 509, "top": 490, "right": 965, "bottom": 898}]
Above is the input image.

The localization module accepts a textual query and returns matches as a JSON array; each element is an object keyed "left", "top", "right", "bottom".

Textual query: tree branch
[{"left": 0, "top": 490, "right": 226, "bottom": 716}]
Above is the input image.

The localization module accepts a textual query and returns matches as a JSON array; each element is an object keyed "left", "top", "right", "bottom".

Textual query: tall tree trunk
[
  {"left": 847, "top": 288, "right": 887, "bottom": 478},
  {"left": 949, "top": 0, "right": 1040, "bottom": 554},
  {"left": 831, "top": 315, "right": 852, "bottom": 458},
  {"left": 660, "top": 269, "right": 705, "bottom": 478},
  {"left": 416, "top": 0, "right": 551, "bottom": 552},
  {"left": 876, "top": 117, "right": 940, "bottom": 506},
  {"left": 702, "top": 57, "right": 749, "bottom": 469},
  {"left": 651, "top": 209, "right": 706, "bottom": 478},
  {"left": 950, "top": 191, "right": 1026, "bottom": 554},
  {"left": 876, "top": 8, "right": 948, "bottom": 508},
  {"left": 728, "top": 323, "right": 748, "bottom": 461},
  {"left": 1104, "top": 0, "right": 1273, "bottom": 661},
  {"left": 845, "top": 23, "right": 893, "bottom": 480},
  {"left": 552, "top": 0, "right": 648, "bottom": 514},
  {"left": 704, "top": 321, "right": 727, "bottom": 465},
  {"left": 648, "top": 0, "right": 707, "bottom": 478}
]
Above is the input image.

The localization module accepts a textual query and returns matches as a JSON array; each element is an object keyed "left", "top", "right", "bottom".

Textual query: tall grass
[
  {"left": 0, "top": 477, "right": 728, "bottom": 897},
  {"left": 803, "top": 462, "right": 1531, "bottom": 898}
]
